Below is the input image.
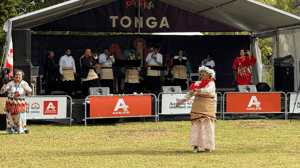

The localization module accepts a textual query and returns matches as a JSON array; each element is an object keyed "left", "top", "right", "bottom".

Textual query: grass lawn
[{"left": 0, "top": 120, "right": 300, "bottom": 168}]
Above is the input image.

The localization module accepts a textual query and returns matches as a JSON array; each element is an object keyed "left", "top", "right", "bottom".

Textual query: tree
[
  {"left": 256, "top": 0, "right": 296, "bottom": 65},
  {"left": 0, "top": 0, "right": 67, "bottom": 62},
  {"left": 0, "top": 0, "right": 50, "bottom": 66},
  {"left": 0, "top": 0, "right": 24, "bottom": 63}
]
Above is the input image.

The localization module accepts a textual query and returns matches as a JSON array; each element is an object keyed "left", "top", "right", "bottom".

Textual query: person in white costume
[
  {"left": 146, "top": 46, "right": 163, "bottom": 94},
  {"left": 59, "top": 49, "right": 77, "bottom": 96}
]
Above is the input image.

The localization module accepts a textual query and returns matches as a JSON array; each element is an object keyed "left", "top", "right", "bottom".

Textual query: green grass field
[{"left": 1, "top": 120, "right": 300, "bottom": 168}]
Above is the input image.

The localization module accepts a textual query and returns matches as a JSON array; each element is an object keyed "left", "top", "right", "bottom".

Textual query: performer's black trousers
[
  {"left": 63, "top": 81, "right": 76, "bottom": 96},
  {"left": 100, "top": 79, "right": 114, "bottom": 94},
  {"left": 127, "top": 83, "right": 139, "bottom": 94}
]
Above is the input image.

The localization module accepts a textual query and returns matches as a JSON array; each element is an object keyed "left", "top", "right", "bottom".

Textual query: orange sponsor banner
[
  {"left": 90, "top": 95, "right": 152, "bottom": 118},
  {"left": 227, "top": 93, "right": 281, "bottom": 113}
]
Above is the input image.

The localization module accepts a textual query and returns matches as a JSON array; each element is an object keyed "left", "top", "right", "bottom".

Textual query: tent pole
[
  {"left": 138, "top": 0, "right": 140, "bottom": 34},
  {"left": 292, "top": 31, "right": 298, "bottom": 91},
  {"left": 272, "top": 30, "right": 279, "bottom": 91},
  {"left": 276, "top": 29, "right": 280, "bottom": 59}
]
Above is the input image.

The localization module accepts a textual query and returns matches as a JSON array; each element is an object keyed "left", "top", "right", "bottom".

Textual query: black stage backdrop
[{"left": 31, "top": 35, "right": 250, "bottom": 88}]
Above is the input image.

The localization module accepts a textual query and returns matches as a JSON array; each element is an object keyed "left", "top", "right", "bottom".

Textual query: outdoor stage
[{"left": 3, "top": 0, "right": 300, "bottom": 126}]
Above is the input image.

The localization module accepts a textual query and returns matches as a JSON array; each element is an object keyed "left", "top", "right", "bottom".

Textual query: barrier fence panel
[
  {"left": 286, "top": 92, "right": 300, "bottom": 119},
  {"left": 158, "top": 92, "right": 222, "bottom": 122},
  {"left": 222, "top": 92, "right": 287, "bottom": 120},
  {"left": 216, "top": 92, "right": 223, "bottom": 120},
  {"left": 26, "top": 95, "right": 73, "bottom": 126},
  {"left": 159, "top": 92, "right": 191, "bottom": 115},
  {"left": 84, "top": 94, "right": 157, "bottom": 126}
]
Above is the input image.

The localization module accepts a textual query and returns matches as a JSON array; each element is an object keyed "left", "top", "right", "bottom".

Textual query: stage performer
[
  {"left": 45, "top": 51, "right": 60, "bottom": 95},
  {"left": 99, "top": 47, "right": 115, "bottom": 93},
  {"left": 146, "top": 46, "right": 163, "bottom": 94},
  {"left": 80, "top": 49, "right": 101, "bottom": 97},
  {"left": 125, "top": 52, "right": 140, "bottom": 94},
  {"left": 0, "top": 68, "right": 12, "bottom": 131},
  {"left": 173, "top": 49, "right": 187, "bottom": 90},
  {"left": 164, "top": 61, "right": 173, "bottom": 86},
  {"left": 202, "top": 54, "right": 215, "bottom": 69},
  {"left": 232, "top": 49, "right": 256, "bottom": 85},
  {"left": 176, "top": 66, "right": 216, "bottom": 153},
  {"left": 0, "top": 68, "right": 13, "bottom": 95},
  {"left": 59, "top": 49, "right": 77, "bottom": 96},
  {"left": 1, "top": 69, "right": 32, "bottom": 134}
]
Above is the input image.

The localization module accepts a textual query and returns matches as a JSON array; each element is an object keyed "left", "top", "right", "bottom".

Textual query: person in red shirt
[{"left": 232, "top": 49, "right": 257, "bottom": 85}]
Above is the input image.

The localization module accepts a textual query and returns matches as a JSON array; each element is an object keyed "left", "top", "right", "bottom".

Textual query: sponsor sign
[
  {"left": 26, "top": 97, "right": 67, "bottom": 119},
  {"left": 227, "top": 93, "right": 281, "bottom": 113},
  {"left": 43, "top": 101, "right": 58, "bottom": 115},
  {"left": 30, "top": 102, "right": 40, "bottom": 114},
  {"left": 161, "top": 94, "right": 192, "bottom": 114},
  {"left": 161, "top": 94, "right": 217, "bottom": 114},
  {"left": 289, "top": 93, "right": 300, "bottom": 113},
  {"left": 89, "top": 95, "right": 152, "bottom": 118}
]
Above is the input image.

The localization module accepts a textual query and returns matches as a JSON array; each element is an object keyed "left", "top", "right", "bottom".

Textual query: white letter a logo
[
  {"left": 114, "top": 99, "right": 129, "bottom": 112},
  {"left": 248, "top": 96, "right": 261, "bottom": 108},
  {"left": 47, "top": 102, "right": 55, "bottom": 110}
]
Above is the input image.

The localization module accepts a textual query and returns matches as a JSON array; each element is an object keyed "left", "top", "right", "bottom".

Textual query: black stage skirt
[
  {"left": 82, "top": 79, "right": 100, "bottom": 96},
  {"left": 173, "top": 79, "right": 187, "bottom": 90},
  {"left": 147, "top": 76, "right": 161, "bottom": 92}
]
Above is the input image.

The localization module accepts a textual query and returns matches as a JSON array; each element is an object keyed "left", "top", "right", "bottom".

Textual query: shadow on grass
[
  {"left": 0, "top": 132, "right": 31, "bottom": 136},
  {"left": 39, "top": 149, "right": 217, "bottom": 156}
]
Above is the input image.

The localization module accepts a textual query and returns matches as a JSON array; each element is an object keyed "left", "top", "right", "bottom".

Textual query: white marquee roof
[{"left": 4, "top": 0, "right": 300, "bottom": 33}]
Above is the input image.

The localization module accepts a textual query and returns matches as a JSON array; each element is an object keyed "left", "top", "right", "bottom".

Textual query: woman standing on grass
[
  {"left": 176, "top": 66, "right": 216, "bottom": 153},
  {"left": 0, "top": 69, "right": 32, "bottom": 134}
]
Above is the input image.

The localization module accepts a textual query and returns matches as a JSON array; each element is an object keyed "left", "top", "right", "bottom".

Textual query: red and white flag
[{"left": 5, "top": 40, "right": 13, "bottom": 78}]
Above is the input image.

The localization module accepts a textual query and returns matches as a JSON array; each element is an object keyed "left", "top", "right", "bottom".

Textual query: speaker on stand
[
  {"left": 274, "top": 67, "right": 294, "bottom": 91},
  {"left": 12, "top": 29, "right": 32, "bottom": 84}
]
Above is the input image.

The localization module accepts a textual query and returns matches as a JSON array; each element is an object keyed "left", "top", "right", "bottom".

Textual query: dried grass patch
[
  {"left": 115, "top": 128, "right": 169, "bottom": 137},
  {"left": 236, "top": 120, "right": 289, "bottom": 129}
]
